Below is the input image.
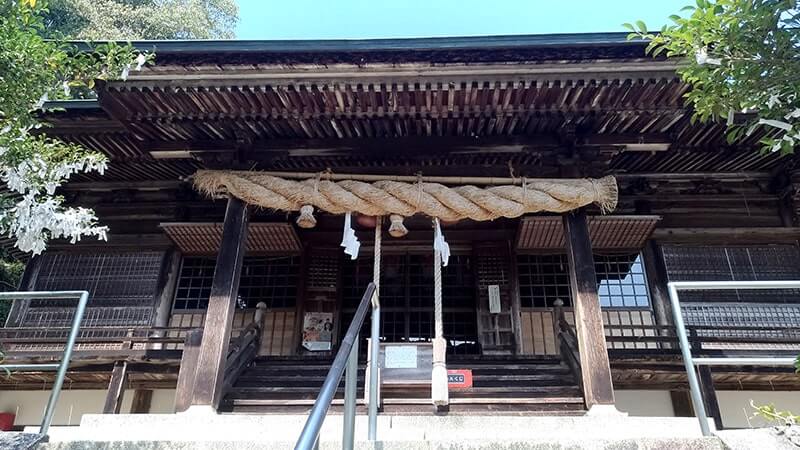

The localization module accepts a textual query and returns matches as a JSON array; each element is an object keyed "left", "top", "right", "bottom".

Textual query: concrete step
[
  {"left": 30, "top": 414, "right": 738, "bottom": 449},
  {"left": 38, "top": 437, "right": 727, "bottom": 450}
]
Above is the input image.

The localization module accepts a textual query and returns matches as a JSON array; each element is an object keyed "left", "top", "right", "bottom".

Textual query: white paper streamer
[
  {"left": 340, "top": 212, "right": 360, "bottom": 260},
  {"left": 433, "top": 218, "right": 450, "bottom": 267}
]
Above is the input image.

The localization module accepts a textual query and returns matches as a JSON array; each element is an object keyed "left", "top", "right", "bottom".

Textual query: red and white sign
[{"left": 447, "top": 369, "right": 473, "bottom": 389}]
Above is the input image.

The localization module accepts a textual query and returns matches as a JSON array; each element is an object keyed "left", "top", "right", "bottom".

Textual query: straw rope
[
  {"left": 193, "top": 170, "right": 618, "bottom": 220},
  {"left": 432, "top": 239, "right": 449, "bottom": 407}
]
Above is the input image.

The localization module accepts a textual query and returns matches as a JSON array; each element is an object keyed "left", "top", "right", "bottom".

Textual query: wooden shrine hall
[{"left": 1, "top": 33, "right": 800, "bottom": 430}]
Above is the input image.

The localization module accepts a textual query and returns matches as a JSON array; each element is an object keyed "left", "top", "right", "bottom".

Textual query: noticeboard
[
  {"left": 379, "top": 342, "right": 433, "bottom": 385},
  {"left": 447, "top": 369, "right": 473, "bottom": 389}
]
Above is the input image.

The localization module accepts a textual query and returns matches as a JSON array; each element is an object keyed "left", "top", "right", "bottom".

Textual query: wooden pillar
[
  {"left": 103, "top": 361, "right": 128, "bottom": 414},
  {"left": 563, "top": 209, "right": 615, "bottom": 409},
  {"left": 189, "top": 196, "right": 249, "bottom": 411}
]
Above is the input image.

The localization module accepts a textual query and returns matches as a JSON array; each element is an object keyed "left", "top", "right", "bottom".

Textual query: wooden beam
[
  {"left": 651, "top": 227, "right": 800, "bottom": 244},
  {"left": 145, "top": 134, "right": 668, "bottom": 159},
  {"left": 563, "top": 209, "right": 615, "bottom": 409},
  {"left": 103, "top": 361, "right": 128, "bottom": 414},
  {"left": 46, "top": 233, "right": 173, "bottom": 250},
  {"left": 189, "top": 196, "right": 249, "bottom": 410}
]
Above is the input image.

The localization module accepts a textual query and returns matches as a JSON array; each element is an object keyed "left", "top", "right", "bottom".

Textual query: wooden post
[
  {"left": 175, "top": 329, "right": 203, "bottom": 412},
  {"left": 563, "top": 209, "right": 616, "bottom": 410},
  {"left": 641, "top": 240, "right": 673, "bottom": 328},
  {"left": 189, "top": 196, "right": 249, "bottom": 411},
  {"left": 5, "top": 256, "right": 42, "bottom": 327},
  {"left": 103, "top": 361, "right": 128, "bottom": 414},
  {"left": 670, "top": 391, "right": 694, "bottom": 417},
  {"left": 154, "top": 249, "right": 182, "bottom": 328},
  {"left": 130, "top": 390, "right": 153, "bottom": 414},
  {"left": 689, "top": 327, "right": 723, "bottom": 429},
  {"left": 698, "top": 366, "right": 723, "bottom": 429}
]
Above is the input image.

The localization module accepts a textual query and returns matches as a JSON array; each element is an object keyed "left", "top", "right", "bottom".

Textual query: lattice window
[
  {"left": 596, "top": 254, "right": 650, "bottom": 308},
  {"left": 517, "top": 255, "right": 571, "bottom": 308},
  {"left": 517, "top": 253, "right": 651, "bottom": 308},
  {"left": 662, "top": 245, "right": 800, "bottom": 304},
  {"left": 306, "top": 249, "right": 339, "bottom": 292},
  {"left": 13, "top": 251, "right": 165, "bottom": 346},
  {"left": 173, "top": 256, "right": 299, "bottom": 310},
  {"left": 33, "top": 252, "right": 164, "bottom": 308}
]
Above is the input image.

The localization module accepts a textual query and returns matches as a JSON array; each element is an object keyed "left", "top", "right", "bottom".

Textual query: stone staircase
[{"left": 222, "top": 355, "right": 585, "bottom": 415}]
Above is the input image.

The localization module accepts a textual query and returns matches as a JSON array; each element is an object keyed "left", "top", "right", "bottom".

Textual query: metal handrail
[
  {"left": 0, "top": 290, "right": 90, "bottom": 437},
  {"left": 294, "top": 283, "right": 378, "bottom": 450},
  {"left": 667, "top": 281, "right": 800, "bottom": 437}
]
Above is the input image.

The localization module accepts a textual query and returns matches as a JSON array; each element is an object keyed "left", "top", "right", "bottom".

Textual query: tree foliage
[
  {"left": 625, "top": 0, "right": 800, "bottom": 154},
  {"left": 42, "top": 0, "right": 238, "bottom": 40},
  {"left": 0, "top": 0, "right": 148, "bottom": 255},
  {"left": 0, "top": 256, "right": 24, "bottom": 325}
]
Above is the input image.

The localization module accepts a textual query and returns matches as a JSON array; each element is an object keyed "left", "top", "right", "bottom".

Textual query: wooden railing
[
  {"left": 0, "top": 325, "right": 195, "bottom": 359},
  {"left": 554, "top": 300, "right": 583, "bottom": 395},
  {"left": 602, "top": 324, "right": 800, "bottom": 355},
  {"left": 222, "top": 302, "right": 267, "bottom": 395}
]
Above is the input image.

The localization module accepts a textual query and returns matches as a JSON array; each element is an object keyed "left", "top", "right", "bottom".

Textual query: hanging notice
[
  {"left": 488, "top": 284, "right": 501, "bottom": 313},
  {"left": 302, "top": 312, "right": 334, "bottom": 351},
  {"left": 385, "top": 345, "right": 418, "bottom": 369}
]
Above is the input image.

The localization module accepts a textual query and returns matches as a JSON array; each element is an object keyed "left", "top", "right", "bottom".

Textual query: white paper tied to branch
[
  {"left": 340, "top": 212, "right": 360, "bottom": 260},
  {"left": 433, "top": 218, "right": 450, "bottom": 267}
]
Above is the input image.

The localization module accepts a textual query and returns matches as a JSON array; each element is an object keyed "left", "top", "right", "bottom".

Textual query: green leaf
[
  {"left": 635, "top": 20, "right": 647, "bottom": 33},
  {"left": 622, "top": 23, "right": 635, "bottom": 32}
]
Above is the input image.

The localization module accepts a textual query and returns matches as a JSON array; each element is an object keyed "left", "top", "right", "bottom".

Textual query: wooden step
[
  {"left": 228, "top": 386, "right": 365, "bottom": 395},
  {"left": 234, "top": 376, "right": 365, "bottom": 387},
  {"left": 229, "top": 398, "right": 363, "bottom": 406}
]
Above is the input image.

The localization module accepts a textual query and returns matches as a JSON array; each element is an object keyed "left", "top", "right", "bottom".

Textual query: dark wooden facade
[{"left": 2, "top": 33, "right": 800, "bottom": 420}]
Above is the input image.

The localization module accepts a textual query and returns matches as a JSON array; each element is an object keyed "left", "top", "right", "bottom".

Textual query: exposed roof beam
[
  {"left": 145, "top": 135, "right": 671, "bottom": 159},
  {"left": 114, "top": 60, "right": 680, "bottom": 85},
  {"left": 73, "top": 32, "right": 644, "bottom": 55}
]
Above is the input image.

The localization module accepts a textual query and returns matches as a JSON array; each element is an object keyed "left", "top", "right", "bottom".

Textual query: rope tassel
[
  {"left": 388, "top": 214, "right": 408, "bottom": 237},
  {"left": 296, "top": 204, "right": 317, "bottom": 228}
]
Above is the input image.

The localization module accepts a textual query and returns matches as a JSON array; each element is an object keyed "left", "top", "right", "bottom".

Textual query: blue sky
[{"left": 235, "top": 0, "right": 688, "bottom": 40}]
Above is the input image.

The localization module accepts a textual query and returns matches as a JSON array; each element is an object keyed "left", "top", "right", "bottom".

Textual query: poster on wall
[{"left": 302, "top": 312, "right": 334, "bottom": 351}]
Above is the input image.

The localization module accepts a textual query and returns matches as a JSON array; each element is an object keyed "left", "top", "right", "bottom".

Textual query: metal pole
[
  {"left": 667, "top": 283, "right": 711, "bottom": 437},
  {"left": 368, "top": 291, "right": 380, "bottom": 441},
  {"left": 40, "top": 291, "right": 89, "bottom": 436},
  {"left": 294, "top": 284, "right": 375, "bottom": 450},
  {"left": 342, "top": 334, "right": 359, "bottom": 450},
  {"left": 0, "top": 364, "right": 60, "bottom": 371},
  {"left": 368, "top": 217, "right": 381, "bottom": 441},
  {"left": 694, "top": 357, "right": 797, "bottom": 366}
]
